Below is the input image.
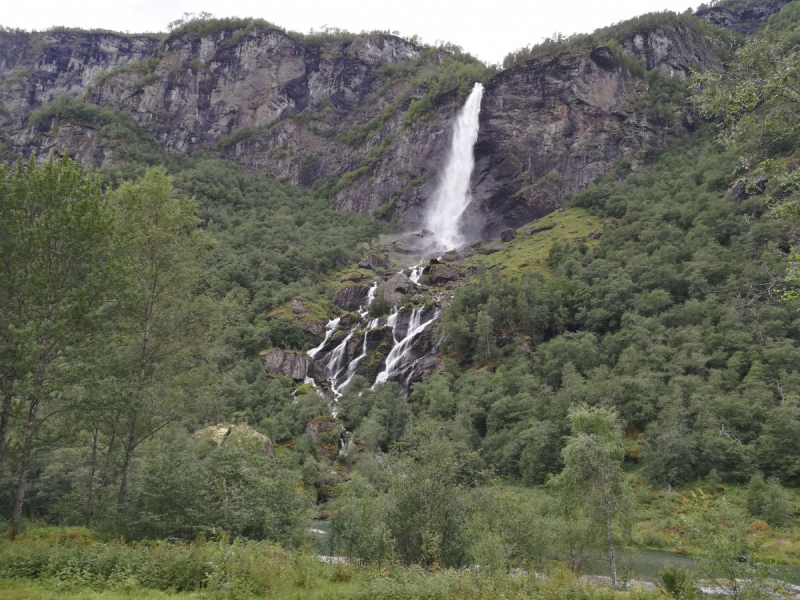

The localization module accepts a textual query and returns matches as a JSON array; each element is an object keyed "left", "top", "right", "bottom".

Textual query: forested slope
[{"left": 2, "top": 0, "right": 800, "bottom": 598}]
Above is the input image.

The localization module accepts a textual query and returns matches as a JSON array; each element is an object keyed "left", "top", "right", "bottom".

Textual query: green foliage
[
  {"left": 368, "top": 295, "right": 392, "bottom": 319},
  {"left": 328, "top": 473, "right": 394, "bottom": 566},
  {"left": 745, "top": 473, "right": 794, "bottom": 528},
  {"left": 0, "top": 531, "right": 663, "bottom": 599},
  {"left": 216, "top": 124, "right": 272, "bottom": 149},
  {"left": 165, "top": 12, "right": 281, "bottom": 41},
  {"left": 502, "top": 11, "right": 730, "bottom": 69},
  {"left": 551, "top": 405, "right": 632, "bottom": 589},
  {"left": 691, "top": 10, "right": 800, "bottom": 307},
  {"left": 329, "top": 424, "right": 488, "bottom": 568},
  {"left": 44, "top": 25, "right": 163, "bottom": 38},
  {"left": 657, "top": 563, "right": 696, "bottom": 599},
  {"left": 437, "top": 270, "right": 561, "bottom": 360},
  {"left": 338, "top": 380, "right": 410, "bottom": 452},
  {"left": 0, "top": 154, "right": 118, "bottom": 533},
  {"left": 28, "top": 96, "right": 167, "bottom": 167},
  {"left": 129, "top": 435, "right": 308, "bottom": 543},
  {"left": 111, "top": 167, "right": 217, "bottom": 504},
  {"left": 93, "top": 57, "right": 161, "bottom": 88},
  {"left": 431, "top": 122, "right": 800, "bottom": 489},
  {"left": 684, "top": 494, "right": 784, "bottom": 600}
]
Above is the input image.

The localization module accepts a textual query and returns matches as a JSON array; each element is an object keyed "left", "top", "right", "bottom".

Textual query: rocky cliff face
[
  {"left": 465, "top": 43, "right": 692, "bottom": 237},
  {"left": 86, "top": 28, "right": 417, "bottom": 154},
  {"left": 696, "top": 0, "right": 790, "bottom": 34},
  {"left": 0, "top": 0, "right": 789, "bottom": 240},
  {"left": 1, "top": 25, "right": 461, "bottom": 229},
  {"left": 0, "top": 30, "right": 159, "bottom": 131}
]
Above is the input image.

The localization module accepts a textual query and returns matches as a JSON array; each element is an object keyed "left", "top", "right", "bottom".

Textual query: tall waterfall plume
[{"left": 426, "top": 82, "right": 484, "bottom": 250}]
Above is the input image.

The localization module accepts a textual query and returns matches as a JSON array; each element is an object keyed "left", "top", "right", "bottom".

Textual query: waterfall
[
  {"left": 317, "top": 284, "right": 381, "bottom": 398},
  {"left": 409, "top": 265, "right": 423, "bottom": 284},
  {"left": 373, "top": 307, "right": 439, "bottom": 386},
  {"left": 359, "top": 282, "right": 378, "bottom": 319},
  {"left": 335, "top": 318, "right": 379, "bottom": 395},
  {"left": 308, "top": 317, "right": 341, "bottom": 359},
  {"left": 326, "top": 331, "right": 354, "bottom": 399},
  {"left": 426, "top": 82, "right": 484, "bottom": 250}
]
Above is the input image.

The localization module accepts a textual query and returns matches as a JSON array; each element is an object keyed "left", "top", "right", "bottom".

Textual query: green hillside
[{"left": 3, "top": 1, "right": 800, "bottom": 598}]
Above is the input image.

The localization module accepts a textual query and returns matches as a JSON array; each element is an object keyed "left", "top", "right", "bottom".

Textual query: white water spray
[
  {"left": 308, "top": 317, "right": 341, "bottom": 359},
  {"left": 359, "top": 283, "right": 378, "bottom": 319},
  {"left": 373, "top": 307, "right": 439, "bottom": 386},
  {"left": 426, "top": 82, "right": 484, "bottom": 250}
]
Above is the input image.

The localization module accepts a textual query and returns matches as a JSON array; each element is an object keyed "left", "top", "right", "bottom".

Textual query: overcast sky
[{"left": 3, "top": 0, "right": 704, "bottom": 65}]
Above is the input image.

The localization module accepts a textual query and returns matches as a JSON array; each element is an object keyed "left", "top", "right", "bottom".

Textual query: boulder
[
  {"left": 332, "top": 284, "right": 370, "bottom": 311},
  {"left": 428, "top": 264, "right": 459, "bottom": 285},
  {"left": 194, "top": 423, "right": 275, "bottom": 458},
  {"left": 391, "top": 231, "right": 446, "bottom": 256},
  {"left": 500, "top": 228, "right": 517, "bottom": 242},
  {"left": 477, "top": 241, "right": 506, "bottom": 255},
  {"left": 528, "top": 224, "right": 556, "bottom": 235},
  {"left": 260, "top": 348, "right": 309, "bottom": 380},
  {"left": 358, "top": 253, "right": 390, "bottom": 270},
  {"left": 290, "top": 298, "right": 308, "bottom": 314},
  {"left": 376, "top": 271, "right": 414, "bottom": 305},
  {"left": 588, "top": 227, "right": 604, "bottom": 240},
  {"left": 307, "top": 359, "right": 331, "bottom": 383},
  {"left": 339, "top": 312, "right": 361, "bottom": 329},
  {"left": 267, "top": 297, "right": 332, "bottom": 344}
]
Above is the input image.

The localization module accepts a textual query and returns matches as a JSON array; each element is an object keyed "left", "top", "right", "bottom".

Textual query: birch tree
[
  {"left": 111, "top": 167, "right": 216, "bottom": 505},
  {"left": 550, "top": 404, "right": 632, "bottom": 589},
  {"left": 0, "top": 155, "right": 116, "bottom": 536}
]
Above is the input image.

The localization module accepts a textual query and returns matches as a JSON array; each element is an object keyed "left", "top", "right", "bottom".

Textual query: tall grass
[{"left": 0, "top": 529, "right": 661, "bottom": 599}]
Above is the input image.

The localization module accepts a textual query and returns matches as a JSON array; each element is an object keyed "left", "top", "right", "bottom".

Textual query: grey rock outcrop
[
  {"left": 696, "top": 0, "right": 790, "bottom": 34},
  {"left": 332, "top": 284, "right": 370, "bottom": 312},
  {"left": 465, "top": 45, "right": 687, "bottom": 237},
  {"left": 194, "top": 423, "right": 275, "bottom": 458},
  {"left": 267, "top": 297, "right": 331, "bottom": 344},
  {"left": 428, "top": 264, "right": 460, "bottom": 285},
  {"left": 0, "top": 30, "right": 159, "bottom": 133},
  {"left": 358, "top": 253, "right": 389, "bottom": 270},
  {"left": 305, "top": 417, "right": 343, "bottom": 458},
  {"left": 500, "top": 228, "right": 517, "bottom": 242},
  {"left": 260, "top": 348, "right": 310, "bottom": 380},
  {"left": 1, "top": 1, "right": 791, "bottom": 243},
  {"left": 376, "top": 272, "right": 415, "bottom": 306},
  {"left": 619, "top": 22, "right": 715, "bottom": 75},
  {"left": 307, "top": 360, "right": 331, "bottom": 383}
]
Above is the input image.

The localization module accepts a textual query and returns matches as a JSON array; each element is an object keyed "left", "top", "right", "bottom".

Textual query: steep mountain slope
[{"left": 1, "top": 2, "right": 786, "bottom": 237}]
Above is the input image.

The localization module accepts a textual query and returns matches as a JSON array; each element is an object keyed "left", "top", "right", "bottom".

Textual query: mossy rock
[
  {"left": 267, "top": 297, "right": 337, "bottom": 340},
  {"left": 294, "top": 383, "right": 312, "bottom": 395},
  {"left": 194, "top": 423, "right": 275, "bottom": 458}
]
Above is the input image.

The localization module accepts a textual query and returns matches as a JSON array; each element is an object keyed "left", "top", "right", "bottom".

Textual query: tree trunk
[
  {"left": 86, "top": 426, "right": 99, "bottom": 526},
  {"left": 117, "top": 410, "right": 138, "bottom": 505},
  {"left": 0, "top": 348, "right": 17, "bottom": 474},
  {"left": 9, "top": 398, "right": 39, "bottom": 538},
  {"left": 96, "top": 428, "right": 116, "bottom": 506},
  {"left": 0, "top": 386, "right": 13, "bottom": 474},
  {"left": 604, "top": 505, "right": 617, "bottom": 590}
]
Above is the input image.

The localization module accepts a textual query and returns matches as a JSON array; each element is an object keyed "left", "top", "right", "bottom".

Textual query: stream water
[{"left": 582, "top": 549, "right": 800, "bottom": 584}]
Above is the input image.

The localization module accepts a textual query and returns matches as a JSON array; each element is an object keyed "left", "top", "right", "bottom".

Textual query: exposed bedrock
[{"left": 0, "top": 0, "right": 790, "bottom": 243}]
